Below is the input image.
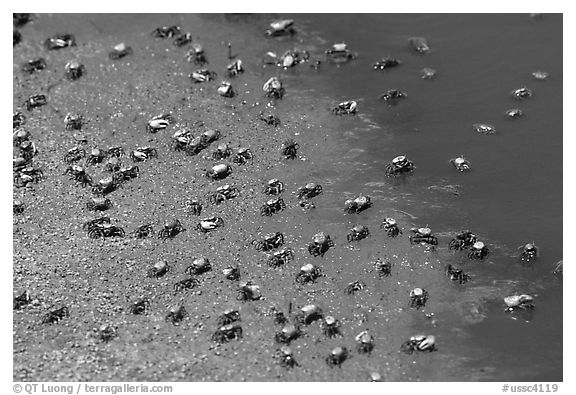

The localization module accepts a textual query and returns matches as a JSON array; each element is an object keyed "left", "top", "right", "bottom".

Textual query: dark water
[{"left": 284, "top": 13, "right": 563, "bottom": 381}]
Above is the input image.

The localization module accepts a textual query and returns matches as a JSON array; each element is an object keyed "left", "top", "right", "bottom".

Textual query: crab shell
[
  {"left": 152, "top": 260, "right": 168, "bottom": 273},
  {"left": 324, "top": 316, "right": 337, "bottom": 326},
  {"left": 216, "top": 143, "right": 229, "bottom": 152},
  {"left": 355, "top": 330, "right": 373, "bottom": 345},
  {"left": 240, "top": 282, "right": 261, "bottom": 299},
  {"left": 148, "top": 119, "right": 169, "bottom": 129},
  {"left": 472, "top": 241, "right": 485, "bottom": 250},
  {"left": 410, "top": 288, "right": 426, "bottom": 298},
  {"left": 263, "top": 77, "right": 282, "bottom": 92},
  {"left": 282, "top": 54, "right": 295, "bottom": 68},
  {"left": 71, "top": 164, "right": 85, "bottom": 173},
  {"left": 279, "top": 345, "right": 294, "bottom": 359},
  {"left": 90, "top": 148, "right": 103, "bottom": 157},
  {"left": 211, "top": 164, "right": 230, "bottom": 175},
  {"left": 504, "top": 294, "right": 534, "bottom": 308},
  {"left": 91, "top": 197, "right": 108, "bottom": 206},
  {"left": 191, "top": 257, "right": 210, "bottom": 271},
  {"left": 417, "top": 335, "right": 435, "bottom": 350},
  {"left": 99, "top": 177, "right": 114, "bottom": 188},
  {"left": 523, "top": 243, "right": 536, "bottom": 251},
  {"left": 392, "top": 155, "right": 407, "bottom": 165},
  {"left": 164, "top": 219, "right": 181, "bottom": 229},
  {"left": 65, "top": 61, "right": 81, "bottom": 71},
  {"left": 304, "top": 182, "right": 317, "bottom": 190},
  {"left": 218, "top": 82, "right": 232, "bottom": 95},
  {"left": 332, "top": 43, "right": 348, "bottom": 52},
  {"left": 418, "top": 227, "right": 432, "bottom": 236},
  {"left": 114, "top": 42, "right": 128, "bottom": 52},
  {"left": 385, "top": 217, "right": 396, "bottom": 226},
  {"left": 301, "top": 304, "right": 322, "bottom": 317},
  {"left": 300, "top": 263, "right": 316, "bottom": 275},
  {"left": 330, "top": 346, "right": 347, "bottom": 360},
  {"left": 191, "top": 43, "right": 204, "bottom": 54},
  {"left": 280, "top": 324, "right": 299, "bottom": 338},
  {"left": 453, "top": 157, "right": 467, "bottom": 166},
  {"left": 312, "top": 232, "right": 329, "bottom": 245},
  {"left": 270, "top": 19, "right": 294, "bottom": 31},
  {"left": 200, "top": 219, "right": 217, "bottom": 230},
  {"left": 13, "top": 129, "right": 30, "bottom": 140},
  {"left": 352, "top": 224, "right": 367, "bottom": 233},
  {"left": 203, "top": 129, "right": 220, "bottom": 142}
]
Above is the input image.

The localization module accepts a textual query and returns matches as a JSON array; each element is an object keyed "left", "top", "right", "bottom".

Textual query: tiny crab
[
  {"left": 197, "top": 216, "right": 224, "bottom": 233},
  {"left": 64, "top": 113, "right": 83, "bottom": 131},
  {"left": 263, "top": 178, "right": 284, "bottom": 195},
  {"left": 146, "top": 114, "right": 173, "bottom": 133},
  {"left": 380, "top": 217, "right": 402, "bottom": 237},
  {"left": 322, "top": 316, "right": 341, "bottom": 338},
  {"left": 13, "top": 111, "right": 25, "bottom": 129},
  {"left": 208, "top": 184, "right": 239, "bottom": 205},
  {"left": 158, "top": 219, "right": 185, "bottom": 239},
  {"left": 64, "top": 147, "right": 86, "bottom": 164},
  {"left": 380, "top": 89, "right": 407, "bottom": 103},
  {"left": 344, "top": 195, "right": 373, "bottom": 214},
  {"left": 13, "top": 290, "right": 32, "bottom": 310},
  {"left": 373, "top": 57, "right": 401, "bottom": 70},
  {"left": 260, "top": 197, "right": 286, "bottom": 216},
  {"left": 206, "top": 163, "right": 232, "bottom": 180},
  {"left": 468, "top": 241, "right": 489, "bottom": 260},
  {"left": 217, "top": 81, "right": 235, "bottom": 97},
  {"left": 518, "top": 242, "right": 539, "bottom": 263},
  {"left": 347, "top": 224, "right": 370, "bottom": 242},
  {"left": 355, "top": 330, "right": 375, "bottom": 354},
  {"left": 114, "top": 166, "right": 139, "bottom": 184},
  {"left": 409, "top": 227, "right": 438, "bottom": 245},
  {"left": 185, "top": 257, "right": 212, "bottom": 275},
  {"left": 86, "top": 197, "right": 112, "bottom": 211},
  {"left": 131, "top": 147, "right": 158, "bottom": 162},
  {"left": 14, "top": 167, "right": 44, "bottom": 187},
  {"left": 265, "top": 19, "right": 295, "bottom": 37},
  {"left": 64, "top": 61, "right": 85, "bottom": 80},
  {"left": 308, "top": 232, "right": 334, "bottom": 257},
  {"left": 130, "top": 298, "right": 150, "bottom": 315},
  {"left": 42, "top": 306, "right": 69, "bottom": 324},
  {"left": 97, "top": 324, "right": 117, "bottom": 342},
  {"left": 374, "top": 258, "right": 393, "bottom": 277},
  {"left": 107, "top": 146, "right": 125, "bottom": 158},
  {"left": 211, "top": 143, "right": 233, "bottom": 160},
  {"left": 165, "top": 305, "right": 187, "bottom": 324},
  {"left": 263, "top": 77, "right": 285, "bottom": 99},
  {"left": 217, "top": 309, "right": 241, "bottom": 326},
  {"left": 186, "top": 43, "right": 208, "bottom": 65},
  {"left": 232, "top": 148, "right": 253, "bottom": 165},
  {"left": 237, "top": 281, "right": 262, "bottom": 301},
  {"left": 87, "top": 222, "right": 125, "bottom": 239},
  {"left": 325, "top": 43, "right": 356, "bottom": 63},
  {"left": 400, "top": 335, "right": 436, "bottom": 354},
  {"left": 92, "top": 176, "right": 120, "bottom": 196},
  {"left": 44, "top": 33, "right": 76, "bottom": 50},
  {"left": 345, "top": 280, "right": 366, "bottom": 295},
  {"left": 267, "top": 248, "right": 294, "bottom": 268},
  {"left": 25, "top": 94, "right": 47, "bottom": 111},
  {"left": 13, "top": 200, "right": 25, "bottom": 215},
  {"left": 226, "top": 59, "right": 244, "bottom": 77},
  {"left": 255, "top": 232, "right": 284, "bottom": 251},
  {"left": 223, "top": 265, "right": 240, "bottom": 281},
  {"left": 259, "top": 111, "right": 280, "bottom": 126},
  {"left": 276, "top": 346, "right": 298, "bottom": 368},
  {"left": 108, "top": 42, "right": 133, "bottom": 60},
  {"left": 504, "top": 294, "right": 535, "bottom": 311},
  {"left": 173, "top": 33, "right": 192, "bottom": 47},
  {"left": 83, "top": 216, "right": 111, "bottom": 232},
  {"left": 332, "top": 100, "right": 357, "bottom": 115},
  {"left": 511, "top": 87, "right": 532, "bottom": 100},
  {"left": 281, "top": 139, "right": 299, "bottom": 159},
  {"left": 445, "top": 264, "right": 471, "bottom": 284},
  {"left": 296, "top": 263, "right": 322, "bottom": 284},
  {"left": 449, "top": 155, "right": 471, "bottom": 172},
  {"left": 151, "top": 25, "right": 181, "bottom": 38},
  {"left": 506, "top": 108, "right": 523, "bottom": 118},
  {"left": 104, "top": 157, "right": 122, "bottom": 173},
  {"left": 190, "top": 69, "right": 217, "bottom": 83},
  {"left": 22, "top": 58, "right": 47, "bottom": 74},
  {"left": 409, "top": 288, "right": 429, "bottom": 309},
  {"left": 297, "top": 183, "right": 322, "bottom": 199},
  {"left": 172, "top": 129, "right": 192, "bottom": 151},
  {"left": 173, "top": 277, "right": 200, "bottom": 292},
  {"left": 132, "top": 224, "right": 153, "bottom": 238},
  {"left": 147, "top": 260, "right": 169, "bottom": 278},
  {"left": 326, "top": 346, "right": 348, "bottom": 367},
  {"left": 449, "top": 231, "right": 477, "bottom": 251},
  {"left": 186, "top": 199, "right": 203, "bottom": 216},
  {"left": 295, "top": 304, "right": 323, "bottom": 325},
  {"left": 200, "top": 129, "right": 221, "bottom": 145},
  {"left": 408, "top": 37, "right": 430, "bottom": 54},
  {"left": 473, "top": 123, "right": 496, "bottom": 135},
  {"left": 420, "top": 67, "right": 437, "bottom": 79},
  {"left": 275, "top": 324, "right": 301, "bottom": 344}
]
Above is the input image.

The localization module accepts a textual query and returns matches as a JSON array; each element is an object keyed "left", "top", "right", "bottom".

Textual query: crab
[
  {"left": 197, "top": 216, "right": 224, "bottom": 233},
  {"left": 344, "top": 195, "right": 373, "bottom": 214},
  {"left": 321, "top": 316, "right": 341, "bottom": 338},
  {"left": 200, "top": 129, "right": 221, "bottom": 145},
  {"left": 373, "top": 57, "right": 401, "bottom": 70},
  {"left": 374, "top": 258, "right": 393, "bottom": 277},
  {"left": 260, "top": 197, "right": 286, "bottom": 216},
  {"left": 186, "top": 199, "right": 203, "bottom": 216},
  {"left": 277, "top": 49, "right": 310, "bottom": 68},
  {"left": 506, "top": 108, "right": 523, "bottom": 118},
  {"left": 217, "top": 309, "right": 241, "bottom": 327},
  {"left": 380, "top": 217, "right": 402, "bottom": 237},
  {"left": 345, "top": 280, "right": 366, "bottom": 295},
  {"left": 108, "top": 42, "right": 133, "bottom": 60},
  {"left": 468, "top": 241, "right": 489, "bottom": 260},
  {"left": 13, "top": 111, "right": 26, "bottom": 129},
  {"left": 356, "top": 330, "right": 375, "bottom": 354},
  {"left": 232, "top": 148, "right": 253, "bottom": 165},
  {"left": 237, "top": 281, "right": 262, "bottom": 301},
  {"left": 332, "top": 100, "right": 357, "bottom": 115},
  {"left": 151, "top": 25, "right": 181, "bottom": 38},
  {"left": 400, "top": 335, "right": 436, "bottom": 354},
  {"left": 448, "top": 155, "right": 471, "bottom": 172},
  {"left": 63, "top": 147, "right": 86, "bottom": 164},
  {"left": 445, "top": 264, "right": 471, "bottom": 284},
  {"left": 296, "top": 263, "right": 322, "bottom": 284},
  {"left": 255, "top": 232, "right": 284, "bottom": 251},
  {"left": 165, "top": 305, "right": 187, "bottom": 324},
  {"left": 186, "top": 43, "right": 208, "bottom": 65},
  {"left": 267, "top": 248, "right": 294, "bottom": 268},
  {"left": 14, "top": 167, "right": 44, "bottom": 188},
  {"left": 276, "top": 346, "right": 298, "bottom": 368},
  {"left": 347, "top": 224, "right": 370, "bottom": 242},
  {"left": 83, "top": 217, "right": 111, "bottom": 232},
  {"left": 172, "top": 129, "right": 192, "bottom": 151},
  {"left": 64, "top": 61, "right": 85, "bottom": 80},
  {"left": 473, "top": 123, "right": 496, "bottom": 135},
  {"left": 297, "top": 183, "right": 322, "bottom": 199},
  {"left": 295, "top": 304, "right": 323, "bottom": 325},
  {"left": 13, "top": 157, "right": 29, "bottom": 171},
  {"left": 226, "top": 59, "right": 244, "bottom": 77},
  {"left": 132, "top": 224, "right": 153, "bottom": 238},
  {"left": 263, "top": 77, "right": 285, "bottom": 99},
  {"left": 185, "top": 136, "right": 208, "bottom": 157},
  {"left": 511, "top": 87, "right": 532, "bottom": 100},
  {"left": 131, "top": 147, "right": 158, "bottom": 162},
  {"left": 44, "top": 33, "right": 76, "bottom": 50},
  {"left": 265, "top": 19, "right": 296, "bottom": 37},
  {"left": 281, "top": 139, "right": 299, "bottom": 159},
  {"left": 63, "top": 113, "right": 83, "bottom": 131},
  {"left": 409, "top": 288, "right": 429, "bottom": 309},
  {"left": 104, "top": 157, "right": 122, "bottom": 173},
  {"left": 504, "top": 294, "right": 535, "bottom": 311},
  {"left": 185, "top": 257, "right": 212, "bottom": 275},
  {"left": 158, "top": 219, "right": 185, "bottom": 239},
  {"left": 18, "top": 140, "right": 38, "bottom": 161},
  {"left": 211, "top": 143, "right": 233, "bottom": 160},
  {"left": 87, "top": 222, "right": 125, "bottom": 239},
  {"left": 409, "top": 227, "right": 438, "bottom": 245},
  {"left": 25, "top": 94, "right": 47, "bottom": 111},
  {"left": 96, "top": 324, "right": 117, "bottom": 343},
  {"left": 85, "top": 197, "right": 112, "bottom": 213},
  {"left": 13, "top": 200, "right": 25, "bottom": 215},
  {"left": 380, "top": 89, "right": 407, "bottom": 103},
  {"left": 207, "top": 184, "right": 239, "bottom": 205},
  {"left": 147, "top": 260, "right": 169, "bottom": 278},
  {"left": 173, "top": 33, "right": 192, "bottom": 47},
  {"left": 114, "top": 166, "right": 139, "bottom": 184},
  {"left": 421, "top": 67, "right": 437, "bottom": 79},
  {"left": 326, "top": 346, "right": 348, "bottom": 367},
  {"left": 223, "top": 265, "right": 240, "bottom": 281},
  {"left": 173, "top": 277, "right": 200, "bottom": 292},
  {"left": 22, "top": 58, "right": 47, "bottom": 74},
  {"left": 449, "top": 231, "right": 477, "bottom": 251},
  {"left": 325, "top": 43, "right": 356, "bottom": 63},
  {"left": 217, "top": 81, "right": 235, "bottom": 97},
  {"left": 42, "top": 306, "right": 69, "bottom": 324},
  {"left": 275, "top": 324, "right": 301, "bottom": 344},
  {"left": 518, "top": 242, "right": 539, "bottom": 263},
  {"left": 106, "top": 146, "right": 125, "bottom": 158},
  {"left": 13, "top": 129, "right": 31, "bottom": 147},
  {"left": 91, "top": 176, "right": 120, "bottom": 196},
  {"left": 130, "top": 298, "right": 150, "bottom": 315},
  {"left": 13, "top": 290, "right": 32, "bottom": 310},
  {"left": 190, "top": 69, "right": 217, "bottom": 83},
  {"left": 146, "top": 114, "right": 173, "bottom": 133},
  {"left": 263, "top": 179, "right": 285, "bottom": 195},
  {"left": 206, "top": 163, "right": 232, "bottom": 180},
  {"left": 408, "top": 37, "right": 431, "bottom": 54},
  {"left": 259, "top": 111, "right": 280, "bottom": 126},
  {"left": 308, "top": 232, "right": 334, "bottom": 257}
]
